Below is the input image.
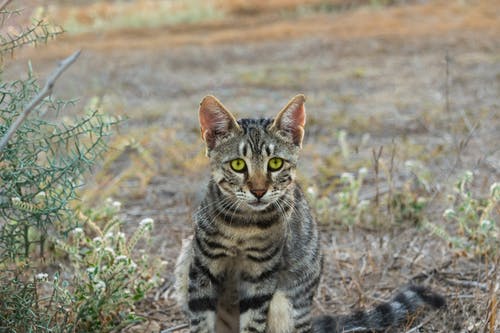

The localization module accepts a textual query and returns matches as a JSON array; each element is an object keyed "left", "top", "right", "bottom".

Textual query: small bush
[
  {"left": 0, "top": 4, "right": 163, "bottom": 332},
  {"left": 310, "top": 135, "right": 430, "bottom": 228},
  {"left": 425, "top": 171, "right": 499, "bottom": 257},
  {"left": 52, "top": 201, "right": 164, "bottom": 332}
]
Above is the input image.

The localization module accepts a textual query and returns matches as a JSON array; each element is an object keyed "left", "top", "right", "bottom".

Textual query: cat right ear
[
  {"left": 270, "top": 94, "right": 306, "bottom": 147},
  {"left": 199, "top": 95, "right": 241, "bottom": 150}
]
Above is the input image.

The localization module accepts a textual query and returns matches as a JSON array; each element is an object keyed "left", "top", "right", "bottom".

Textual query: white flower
[
  {"left": 86, "top": 267, "right": 97, "bottom": 275},
  {"left": 115, "top": 255, "right": 128, "bottom": 262},
  {"left": 417, "top": 197, "right": 427, "bottom": 205},
  {"left": 35, "top": 273, "right": 48, "bottom": 281},
  {"left": 129, "top": 261, "right": 137, "bottom": 271},
  {"left": 104, "top": 247, "right": 115, "bottom": 255},
  {"left": 357, "top": 200, "right": 369, "bottom": 209},
  {"left": 464, "top": 170, "right": 473, "bottom": 181},
  {"left": 112, "top": 201, "right": 122, "bottom": 210},
  {"left": 105, "top": 232, "right": 114, "bottom": 240},
  {"left": 117, "top": 232, "right": 126, "bottom": 240},
  {"left": 92, "top": 237, "right": 102, "bottom": 244},
  {"left": 358, "top": 167, "right": 368, "bottom": 176},
  {"left": 337, "top": 192, "right": 349, "bottom": 201},
  {"left": 480, "top": 220, "right": 493, "bottom": 230},
  {"left": 490, "top": 182, "right": 500, "bottom": 198},
  {"left": 306, "top": 187, "right": 316, "bottom": 196},
  {"left": 95, "top": 280, "right": 106, "bottom": 291},
  {"left": 443, "top": 208, "right": 455, "bottom": 219},
  {"left": 404, "top": 160, "right": 417, "bottom": 169},
  {"left": 71, "top": 227, "right": 84, "bottom": 235},
  {"left": 140, "top": 218, "right": 154, "bottom": 229},
  {"left": 340, "top": 172, "right": 354, "bottom": 183}
]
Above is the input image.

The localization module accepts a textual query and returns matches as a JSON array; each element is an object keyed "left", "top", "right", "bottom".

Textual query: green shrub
[
  {"left": 307, "top": 168, "right": 369, "bottom": 227},
  {"left": 310, "top": 137, "right": 430, "bottom": 228},
  {"left": 425, "top": 171, "right": 499, "bottom": 257},
  {"left": 52, "top": 201, "right": 164, "bottom": 332},
  {"left": 0, "top": 4, "right": 163, "bottom": 332}
]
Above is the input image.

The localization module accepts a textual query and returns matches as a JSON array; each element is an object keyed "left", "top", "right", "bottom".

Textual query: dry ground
[{"left": 4, "top": 0, "right": 500, "bottom": 332}]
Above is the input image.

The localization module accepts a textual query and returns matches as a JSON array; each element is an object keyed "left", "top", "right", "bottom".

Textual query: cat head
[{"left": 199, "top": 95, "right": 306, "bottom": 211}]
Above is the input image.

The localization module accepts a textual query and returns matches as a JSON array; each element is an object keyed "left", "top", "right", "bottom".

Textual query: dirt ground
[{"left": 4, "top": 0, "right": 500, "bottom": 332}]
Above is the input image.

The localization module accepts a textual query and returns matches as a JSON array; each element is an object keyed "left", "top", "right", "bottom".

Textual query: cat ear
[
  {"left": 270, "top": 94, "right": 306, "bottom": 147},
  {"left": 199, "top": 95, "right": 241, "bottom": 150}
]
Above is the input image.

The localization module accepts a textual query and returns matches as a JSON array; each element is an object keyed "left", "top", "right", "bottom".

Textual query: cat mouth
[{"left": 247, "top": 200, "right": 270, "bottom": 210}]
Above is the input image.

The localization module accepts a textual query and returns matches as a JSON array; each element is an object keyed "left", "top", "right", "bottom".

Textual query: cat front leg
[
  {"left": 239, "top": 290, "right": 273, "bottom": 333},
  {"left": 267, "top": 290, "right": 294, "bottom": 333},
  {"left": 174, "top": 236, "right": 217, "bottom": 333},
  {"left": 239, "top": 271, "right": 279, "bottom": 333},
  {"left": 186, "top": 256, "right": 219, "bottom": 333}
]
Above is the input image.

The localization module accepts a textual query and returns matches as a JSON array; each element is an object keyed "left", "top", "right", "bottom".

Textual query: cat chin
[{"left": 245, "top": 201, "right": 271, "bottom": 211}]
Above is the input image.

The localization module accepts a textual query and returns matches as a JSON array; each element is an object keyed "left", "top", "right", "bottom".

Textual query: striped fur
[
  {"left": 174, "top": 95, "right": 445, "bottom": 333},
  {"left": 313, "top": 285, "right": 446, "bottom": 332}
]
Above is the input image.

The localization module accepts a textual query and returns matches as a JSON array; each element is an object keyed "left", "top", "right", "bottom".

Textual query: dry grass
[{"left": 6, "top": 0, "right": 498, "bottom": 59}]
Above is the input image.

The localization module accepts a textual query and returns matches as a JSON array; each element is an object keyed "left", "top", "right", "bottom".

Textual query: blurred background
[{"left": 1, "top": 0, "right": 499, "bottom": 331}]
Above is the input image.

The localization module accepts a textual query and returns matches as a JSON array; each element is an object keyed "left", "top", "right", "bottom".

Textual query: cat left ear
[
  {"left": 270, "top": 94, "right": 306, "bottom": 147},
  {"left": 199, "top": 95, "right": 241, "bottom": 150}
]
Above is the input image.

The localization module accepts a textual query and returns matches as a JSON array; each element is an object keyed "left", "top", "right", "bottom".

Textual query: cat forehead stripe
[
  {"left": 237, "top": 119, "right": 273, "bottom": 155},
  {"left": 239, "top": 141, "right": 249, "bottom": 157},
  {"left": 238, "top": 118, "right": 273, "bottom": 131},
  {"left": 268, "top": 144, "right": 275, "bottom": 156},
  {"left": 249, "top": 128, "right": 262, "bottom": 152}
]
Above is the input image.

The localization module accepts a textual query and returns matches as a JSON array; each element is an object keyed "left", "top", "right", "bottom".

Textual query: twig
[
  {"left": 0, "top": 0, "right": 12, "bottom": 12},
  {"left": 0, "top": 50, "right": 81, "bottom": 152},
  {"left": 410, "top": 259, "right": 452, "bottom": 282},
  {"left": 444, "top": 50, "right": 451, "bottom": 114},
  {"left": 160, "top": 323, "right": 189, "bottom": 333},
  {"left": 404, "top": 314, "right": 436, "bottom": 333},
  {"left": 444, "top": 278, "right": 488, "bottom": 292},
  {"left": 371, "top": 146, "right": 383, "bottom": 207},
  {"left": 450, "top": 293, "right": 477, "bottom": 299}
]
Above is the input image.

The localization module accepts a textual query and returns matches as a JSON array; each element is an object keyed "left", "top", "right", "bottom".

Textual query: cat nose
[{"left": 250, "top": 189, "right": 267, "bottom": 199}]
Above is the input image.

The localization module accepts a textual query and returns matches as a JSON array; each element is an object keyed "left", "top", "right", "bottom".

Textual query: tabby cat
[{"left": 174, "top": 95, "right": 445, "bottom": 333}]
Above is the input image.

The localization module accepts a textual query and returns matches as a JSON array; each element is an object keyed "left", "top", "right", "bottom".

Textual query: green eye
[
  {"left": 230, "top": 158, "right": 246, "bottom": 172},
  {"left": 268, "top": 157, "right": 283, "bottom": 171}
]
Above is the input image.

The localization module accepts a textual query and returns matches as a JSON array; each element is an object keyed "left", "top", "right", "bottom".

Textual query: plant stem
[{"left": 0, "top": 50, "right": 81, "bottom": 152}]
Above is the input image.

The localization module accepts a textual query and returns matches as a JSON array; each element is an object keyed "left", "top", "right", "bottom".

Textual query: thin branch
[
  {"left": 443, "top": 278, "right": 488, "bottom": 292},
  {"left": 160, "top": 323, "right": 189, "bottom": 333},
  {"left": 410, "top": 259, "right": 452, "bottom": 282},
  {"left": 444, "top": 50, "right": 451, "bottom": 114},
  {"left": 404, "top": 314, "right": 436, "bottom": 333},
  {"left": 0, "top": 50, "right": 81, "bottom": 152},
  {"left": 0, "top": 0, "right": 13, "bottom": 12}
]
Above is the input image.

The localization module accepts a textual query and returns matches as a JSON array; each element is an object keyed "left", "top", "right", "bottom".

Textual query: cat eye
[
  {"left": 230, "top": 158, "right": 247, "bottom": 172},
  {"left": 268, "top": 157, "right": 283, "bottom": 171}
]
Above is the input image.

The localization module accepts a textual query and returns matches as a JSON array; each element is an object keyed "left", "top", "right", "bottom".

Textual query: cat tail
[{"left": 312, "top": 285, "right": 446, "bottom": 333}]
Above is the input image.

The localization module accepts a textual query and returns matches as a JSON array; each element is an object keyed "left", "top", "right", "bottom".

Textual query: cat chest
[
  {"left": 212, "top": 234, "right": 279, "bottom": 260},
  {"left": 215, "top": 243, "right": 284, "bottom": 288},
  {"left": 200, "top": 229, "right": 285, "bottom": 273},
  {"left": 207, "top": 216, "right": 284, "bottom": 254}
]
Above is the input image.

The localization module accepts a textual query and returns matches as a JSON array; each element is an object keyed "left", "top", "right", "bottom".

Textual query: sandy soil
[{"left": 3, "top": 0, "right": 499, "bottom": 332}]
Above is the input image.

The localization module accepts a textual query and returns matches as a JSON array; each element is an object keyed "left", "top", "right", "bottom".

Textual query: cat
[{"left": 174, "top": 94, "right": 445, "bottom": 333}]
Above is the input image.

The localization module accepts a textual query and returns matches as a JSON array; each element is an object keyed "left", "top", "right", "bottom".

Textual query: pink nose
[{"left": 250, "top": 189, "right": 267, "bottom": 199}]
